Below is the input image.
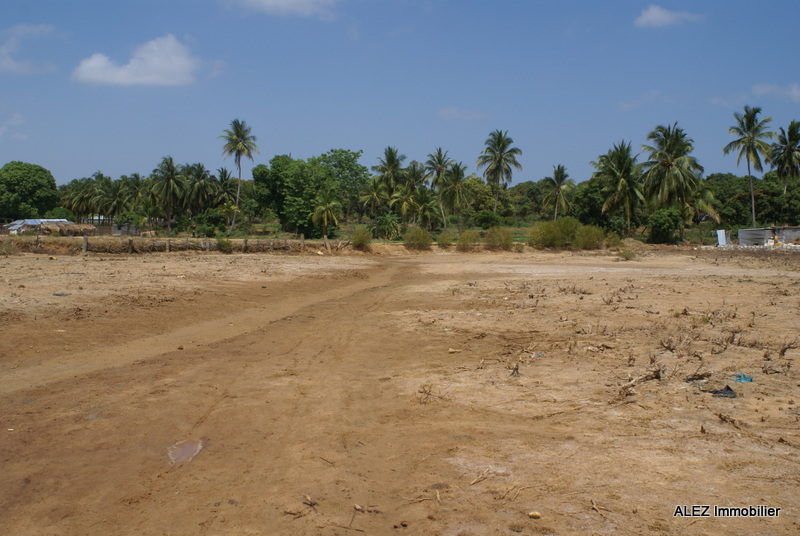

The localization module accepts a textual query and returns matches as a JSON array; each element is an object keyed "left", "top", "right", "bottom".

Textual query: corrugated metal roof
[{"left": 6, "top": 219, "right": 70, "bottom": 230}]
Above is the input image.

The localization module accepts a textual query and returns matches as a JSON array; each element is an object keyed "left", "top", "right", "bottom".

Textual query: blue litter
[
  {"left": 534, "top": 353, "right": 543, "bottom": 358},
  {"left": 732, "top": 374, "right": 753, "bottom": 383}
]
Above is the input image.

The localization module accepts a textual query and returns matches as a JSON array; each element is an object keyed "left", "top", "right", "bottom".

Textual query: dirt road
[{"left": 1, "top": 249, "right": 798, "bottom": 535}]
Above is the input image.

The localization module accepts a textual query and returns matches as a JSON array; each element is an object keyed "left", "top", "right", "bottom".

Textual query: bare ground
[{"left": 1, "top": 247, "right": 798, "bottom": 535}]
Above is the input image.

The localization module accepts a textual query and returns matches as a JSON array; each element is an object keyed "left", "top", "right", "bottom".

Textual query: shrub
[
  {"left": 605, "top": 231, "right": 623, "bottom": 249},
  {"left": 437, "top": 229, "right": 456, "bottom": 248},
  {"left": 573, "top": 225, "right": 605, "bottom": 250},
  {"left": 456, "top": 230, "right": 481, "bottom": 252},
  {"left": 216, "top": 238, "right": 234, "bottom": 254},
  {"left": 512, "top": 242, "right": 525, "bottom": 253},
  {"left": 475, "top": 209, "right": 501, "bottom": 229},
  {"left": 372, "top": 213, "right": 400, "bottom": 240},
  {"left": 527, "top": 217, "right": 583, "bottom": 249},
  {"left": 648, "top": 208, "right": 682, "bottom": 244},
  {"left": 403, "top": 226, "right": 432, "bottom": 250},
  {"left": 618, "top": 249, "right": 636, "bottom": 261},
  {"left": 484, "top": 227, "right": 513, "bottom": 250},
  {"left": 351, "top": 227, "right": 372, "bottom": 251},
  {"left": 0, "top": 240, "right": 20, "bottom": 256}
]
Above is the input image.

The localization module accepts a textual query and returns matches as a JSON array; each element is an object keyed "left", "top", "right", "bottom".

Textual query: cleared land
[{"left": 1, "top": 246, "right": 799, "bottom": 535}]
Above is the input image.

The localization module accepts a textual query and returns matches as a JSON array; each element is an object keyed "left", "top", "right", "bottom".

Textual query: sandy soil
[{"left": 1, "top": 247, "right": 798, "bottom": 535}]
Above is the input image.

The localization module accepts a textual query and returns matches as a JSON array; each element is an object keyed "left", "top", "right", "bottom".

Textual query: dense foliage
[
  {"left": 0, "top": 161, "right": 59, "bottom": 219},
  {"left": 4, "top": 110, "right": 799, "bottom": 244}
]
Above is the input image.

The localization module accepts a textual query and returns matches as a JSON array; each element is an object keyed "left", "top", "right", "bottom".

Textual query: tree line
[{"left": 1, "top": 108, "right": 798, "bottom": 242}]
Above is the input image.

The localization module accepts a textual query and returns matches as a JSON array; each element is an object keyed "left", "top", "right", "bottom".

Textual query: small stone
[
  {"left": 527, "top": 511, "right": 541, "bottom": 519},
  {"left": 448, "top": 348, "right": 461, "bottom": 354}
]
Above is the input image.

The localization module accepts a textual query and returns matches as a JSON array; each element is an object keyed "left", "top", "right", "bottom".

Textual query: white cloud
[
  {"left": 72, "top": 34, "right": 201, "bottom": 86},
  {"left": 0, "top": 112, "right": 25, "bottom": 141},
  {"left": 437, "top": 106, "right": 488, "bottom": 121},
  {"left": 0, "top": 24, "right": 55, "bottom": 74},
  {"left": 616, "top": 89, "right": 663, "bottom": 111},
  {"left": 5, "top": 112, "right": 25, "bottom": 126},
  {"left": 752, "top": 83, "right": 800, "bottom": 103},
  {"left": 635, "top": 5, "right": 702, "bottom": 28},
  {"left": 239, "top": 0, "right": 337, "bottom": 20}
]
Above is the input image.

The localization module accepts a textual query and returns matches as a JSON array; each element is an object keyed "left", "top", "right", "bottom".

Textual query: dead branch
[
  {"left": 778, "top": 338, "right": 798, "bottom": 358},
  {"left": 617, "top": 363, "right": 664, "bottom": 398},
  {"left": 470, "top": 468, "right": 491, "bottom": 486},
  {"left": 402, "top": 496, "right": 432, "bottom": 503}
]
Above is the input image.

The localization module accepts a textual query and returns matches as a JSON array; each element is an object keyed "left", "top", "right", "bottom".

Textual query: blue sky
[{"left": 2, "top": 1, "right": 799, "bottom": 186}]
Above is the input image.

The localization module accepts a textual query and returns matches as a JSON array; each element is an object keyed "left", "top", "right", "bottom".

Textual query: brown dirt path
[{"left": 1, "top": 250, "right": 798, "bottom": 535}]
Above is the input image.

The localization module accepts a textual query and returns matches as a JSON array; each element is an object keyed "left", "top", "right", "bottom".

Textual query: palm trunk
[
  {"left": 230, "top": 163, "right": 242, "bottom": 231},
  {"left": 747, "top": 161, "right": 756, "bottom": 227}
]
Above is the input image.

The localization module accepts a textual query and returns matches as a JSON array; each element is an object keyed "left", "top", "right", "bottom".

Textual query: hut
[{"left": 3, "top": 219, "right": 96, "bottom": 236}]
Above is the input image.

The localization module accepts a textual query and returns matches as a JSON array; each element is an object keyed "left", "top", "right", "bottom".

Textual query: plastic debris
[
  {"left": 732, "top": 373, "right": 753, "bottom": 383},
  {"left": 711, "top": 385, "right": 737, "bottom": 398}
]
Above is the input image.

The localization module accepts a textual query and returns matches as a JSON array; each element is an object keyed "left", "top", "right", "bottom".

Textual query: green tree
[
  {"left": 184, "top": 163, "right": 218, "bottom": 218},
  {"left": 0, "top": 161, "right": 59, "bottom": 219},
  {"left": 592, "top": 141, "right": 643, "bottom": 235},
  {"left": 372, "top": 147, "right": 406, "bottom": 196},
  {"left": 151, "top": 156, "right": 186, "bottom": 230},
  {"left": 425, "top": 148, "right": 453, "bottom": 227},
  {"left": 723, "top": 105, "right": 774, "bottom": 226},
  {"left": 770, "top": 120, "right": 800, "bottom": 197},
  {"left": 316, "top": 149, "right": 370, "bottom": 220},
  {"left": 359, "top": 176, "right": 388, "bottom": 219},
  {"left": 405, "top": 161, "right": 428, "bottom": 191},
  {"left": 410, "top": 186, "right": 440, "bottom": 230},
  {"left": 541, "top": 164, "right": 574, "bottom": 220},
  {"left": 220, "top": 118, "right": 259, "bottom": 230},
  {"left": 439, "top": 162, "right": 472, "bottom": 231},
  {"left": 476, "top": 129, "right": 522, "bottom": 213},
  {"left": 92, "top": 173, "right": 130, "bottom": 226},
  {"left": 390, "top": 183, "right": 415, "bottom": 224},
  {"left": 642, "top": 123, "right": 704, "bottom": 238},
  {"left": 312, "top": 188, "right": 342, "bottom": 239}
]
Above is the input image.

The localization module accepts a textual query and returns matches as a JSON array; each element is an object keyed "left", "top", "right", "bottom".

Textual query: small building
[
  {"left": 3, "top": 219, "right": 96, "bottom": 236},
  {"left": 737, "top": 227, "right": 800, "bottom": 246}
]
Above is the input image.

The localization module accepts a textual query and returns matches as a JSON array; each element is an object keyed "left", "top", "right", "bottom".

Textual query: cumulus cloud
[
  {"left": 635, "top": 5, "right": 702, "bottom": 27},
  {"left": 437, "top": 106, "right": 488, "bottom": 121},
  {"left": 0, "top": 24, "right": 55, "bottom": 74},
  {"left": 72, "top": 34, "right": 201, "bottom": 86},
  {"left": 239, "top": 0, "right": 337, "bottom": 19},
  {"left": 753, "top": 83, "right": 800, "bottom": 103}
]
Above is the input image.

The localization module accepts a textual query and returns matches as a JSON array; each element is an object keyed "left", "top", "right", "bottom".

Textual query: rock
[{"left": 527, "top": 511, "right": 541, "bottom": 519}]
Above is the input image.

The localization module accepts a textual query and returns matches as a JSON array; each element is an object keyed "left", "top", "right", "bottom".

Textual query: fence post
[{"left": 82, "top": 235, "right": 88, "bottom": 254}]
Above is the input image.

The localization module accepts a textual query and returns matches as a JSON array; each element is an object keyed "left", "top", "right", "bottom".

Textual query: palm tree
[
  {"left": 541, "top": 164, "right": 574, "bottom": 220},
  {"left": 410, "top": 186, "right": 440, "bottom": 230},
  {"left": 390, "top": 183, "right": 415, "bottom": 224},
  {"left": 405, "top": 161, "right": 428, "bottom": 191},
  {"left": 372, "top": 147, "right": 406, "bottom": 196},
  {"left": 220, "top": 119, "right": 259, "bottom": 230},
  {"left": 185, "top": 163, "right": 217, "bottom": 217},
  {"left": 425, "top": 147, "right": 454, "bottom": 228},
  {"left": 592, "top": 141, "right": 644, "bottom": 235},
  {"left": 723, "top": 105, "right": 774, "bottom": 226},
  {"left": 642, "top": 123, "right": 704, "bottom": 238},
  {"left": 151, "top": 156, "right": 186, "bottom": 230},
  {"left": 312, "top": 188, "right": 342, "bottom": 240},
  {"left": 93, "top": 178, "right": 130, "bottom": 228},
  {"left": 439, "top": 162, "right": 472, "bottom": 231},
  {"left": 359, "top": 176, "right": 388, "bottom": 219},
  {"left": 476, "top": 129, "right": 522, "bottom": 213},
  {"left": 770, "top": 120, "right": 800, "bottom": 196}
]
